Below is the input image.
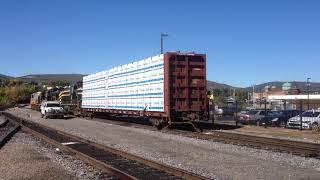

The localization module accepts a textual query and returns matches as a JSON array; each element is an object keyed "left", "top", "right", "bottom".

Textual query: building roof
[{"left": 268, "top": 94, "right": 320, "bottom": 100}]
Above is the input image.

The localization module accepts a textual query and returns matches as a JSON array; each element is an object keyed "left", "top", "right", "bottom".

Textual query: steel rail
[
  {"left": 0, "top": 113, "right": 21, "bottom": 148},
  {"left": 3, "top": 112, "right": 207, "bottom": 180},
  {"left": 87, "top": 115, "right": 320, "bottom": 158},
  {"left": 22, "top": 126, "right": 133, "bottom": 180},
  {"left": 172, "top": 130, "right": 320, "bottom": 158}
]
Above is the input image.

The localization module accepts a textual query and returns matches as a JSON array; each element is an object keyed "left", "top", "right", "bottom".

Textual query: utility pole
[
  {"left": 259, "top": 88, "right": 262, "bottom": 108},
  {"left": 235, "top": 100, "right": 238, "bottom": 127},
  {"left": 233, "top": 88, "right": 236, "bottom": 99},
  {"left": 300, "top": 100, "right": 303, "bottom": 131},
  {"left": 307, "top": 78, "right": 311, "bottom": 110},
  {"left": 160, "top": 33, "right": 168, "bottom": 54},
  {"left": 264, "top": 99, "right": 267, "bottom": 128},
  {"left": 252, "top": 85, "right": 255, "bottom": 108}
]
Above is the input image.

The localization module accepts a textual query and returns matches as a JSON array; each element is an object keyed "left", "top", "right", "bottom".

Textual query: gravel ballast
[
  {"left": 0, "top": 132, "right": 76, "bottom": 180},
  {"left": 8, "top": 107, "right": 320, "bottom": 179},
  {"left": 0, "top": 131, "right": 111, "bottom": 180},
  {"left": 0, "top": 116, "right": 6, "bottom": 126}
]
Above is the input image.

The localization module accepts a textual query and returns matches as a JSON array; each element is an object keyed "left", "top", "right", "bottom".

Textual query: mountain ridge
[
  {"left": 1, "top": 73, "right": 320, "bottom": 92},
  {"left": 0, "top": 74, "right": 13, "bottom": 80},
  {"left": 18, "top": 74, "right": 84, "bottom": 83}
]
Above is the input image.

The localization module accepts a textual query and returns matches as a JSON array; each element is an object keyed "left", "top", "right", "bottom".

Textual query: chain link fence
[{"left": 211, "top": 94, "right": 320, "bottom": 132}]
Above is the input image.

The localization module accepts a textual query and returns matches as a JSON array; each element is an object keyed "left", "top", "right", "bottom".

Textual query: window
[
  {"left": 302, "top": 111, "right": 320, "bottom": 117},
  {"left": 247, "top": 110, "right": 259, "bottom": 115},
  {"left": 259, "top": 111, "right": 266, "bottom": 116},
  {"left": 46, "top": 103, "right": 60, "bottom": 107}
]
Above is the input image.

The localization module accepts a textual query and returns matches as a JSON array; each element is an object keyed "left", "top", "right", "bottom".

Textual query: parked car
[
  {"left": 240, "top": 110, "right": 249, "bottom": 114},
  {"left": 214, "top": 107, "right": 224, "bottom": 116},
  {"left": 287, "top": 110, "right": 320, "bottom": 130},
  {"left": 221, "top": 107, "right": 236, "bottom": 116},
  {"left": 238, "top": 109, "right": 271, "bottom": 125},
  {"left": 40, "top": 101, "right": 64, "bottom": 119},
  {"left": 237, "top": 110, "right": 249, "bottom": 117},
  {"left": 258, "top": 110, "right": 301, "bottom": 127}
]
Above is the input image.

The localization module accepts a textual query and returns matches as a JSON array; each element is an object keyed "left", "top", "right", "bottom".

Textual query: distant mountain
[
  {"left": 0, "top": 74, "right": 13, "bottom": 80},
  {"left": 18, "top": 74, "right": 84, "bottom": 83},
  {"left": 2, "top": 73, "right": 320, "bottom": 93},
  {"left": 207, "top": 81, "right": 241, "bottom": 90},
  {"left": 207, "top": 80, "right": 320, "bottom": 93},
  {"left": 244, "top": 81, "right": 320, "bottom": 93},
  {"left": 1, "top": 74, "right": 243, "bottom": 90}
]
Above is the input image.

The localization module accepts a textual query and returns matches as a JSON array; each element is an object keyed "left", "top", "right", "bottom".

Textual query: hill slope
[
  {"left": 2, "top": 73, "right": 320, "bottom": 93},
  {"left": 245, "top": 81, "right": 320, "bottom": 93},
  {"left": 207, "top": 81, "right": 241, "bottom": 90},
  {"left": 0, "top": 74, "right": 13, "bottom": 80},
  {"left": 17, "top": 74, "right": 242, "bottom": 89},
  {"left": 18, "top": 74, "right": 84, "bottom": 83}
]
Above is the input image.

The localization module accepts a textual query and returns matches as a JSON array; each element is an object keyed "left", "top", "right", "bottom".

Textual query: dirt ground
[{"left": 229, "top": 125, "right": 320, "bottom": 143}]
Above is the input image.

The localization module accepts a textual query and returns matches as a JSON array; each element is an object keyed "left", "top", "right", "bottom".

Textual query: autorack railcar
[{"left": 81, "top": 52, "right": 207, "bottom": 127}]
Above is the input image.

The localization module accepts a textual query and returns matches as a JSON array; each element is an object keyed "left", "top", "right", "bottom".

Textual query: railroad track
[
  {"left": 0, "top": 113, "right": 21, "bottom": 148},
  {"left": 3, "top": 112, "right": 207, "bottom": 180},
  {"left": 169, "top": 130, "right": 320, "bottom": 158},
  {"left": 91, "top": 115, "right": 320, "bottom": 158}
]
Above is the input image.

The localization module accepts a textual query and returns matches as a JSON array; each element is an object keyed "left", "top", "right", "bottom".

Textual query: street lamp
[
  {"left": 160, "top": 33, "right": 168, "bottom": 54},
  {"left": 307, "top": 78, "right": 311, "bottom": 110}
]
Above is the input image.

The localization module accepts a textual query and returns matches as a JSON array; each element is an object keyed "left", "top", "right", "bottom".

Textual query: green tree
[{"left": 0, "top": 83, "right": 36, "bottom": 107}]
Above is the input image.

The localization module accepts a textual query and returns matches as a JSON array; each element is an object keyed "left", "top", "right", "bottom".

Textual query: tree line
[
  {"left": 0, "top": 79, "right": 36, "bottom": 107},
  {"left": 210, "top": 88, "right": 249, "bottom": 109},
  {"left": 0, "top": 79, "right": 81, "bottom": 107}
]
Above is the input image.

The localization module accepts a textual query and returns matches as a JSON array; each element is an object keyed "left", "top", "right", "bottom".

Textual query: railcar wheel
[
  {"left": 150, "top": 118, "right": 160, "bottom": 128},
  {"left": 150, "top": 118, "right": 166, "bottom": 130},
  {"left": 256, "top": 120, "right": 260, "bottom": 126},
  {"left": 311, "top": 123, "right": 319, "bottom": 132},
  {"left": 89, "top": 113, "right": 95, "bottom": 119},
  {"left": 280, "top": 121, "right": 286, "bottom": 128}
]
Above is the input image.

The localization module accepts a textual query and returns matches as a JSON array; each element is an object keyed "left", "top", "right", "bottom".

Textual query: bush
[{"left": 0, "top": 82, "right": 35, "bottom": 107}]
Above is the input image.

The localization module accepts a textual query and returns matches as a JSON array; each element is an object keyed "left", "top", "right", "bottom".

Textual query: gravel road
[{"left": 8, "top": 107, "right": 320, "bottom": 180}]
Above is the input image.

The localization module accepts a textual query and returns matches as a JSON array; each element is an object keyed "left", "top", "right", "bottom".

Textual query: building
[
  {"left": 268, "top": 94, "right": 320, "bottom": 110},
  {"left": 253, "top": 82, "right": 314, "bottom": 109}
]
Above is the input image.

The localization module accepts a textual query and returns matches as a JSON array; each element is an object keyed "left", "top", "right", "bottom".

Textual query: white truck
[{"left": 40, "top": 101, "right": 64, "bottom": 119}]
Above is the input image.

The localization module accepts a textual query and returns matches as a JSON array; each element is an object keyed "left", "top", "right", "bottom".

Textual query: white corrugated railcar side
[{"left": 82, "top": 54, "right": 164, "bottom": 112}]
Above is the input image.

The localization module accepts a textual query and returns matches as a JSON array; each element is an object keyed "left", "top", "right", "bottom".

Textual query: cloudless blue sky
[{"left": 0, "top": 0, "right": 319, "bottom": 87}]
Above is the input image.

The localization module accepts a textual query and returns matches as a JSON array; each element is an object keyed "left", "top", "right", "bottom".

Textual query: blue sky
[{"left": 0, "top": 0, "right": 319, "bottom": 87}]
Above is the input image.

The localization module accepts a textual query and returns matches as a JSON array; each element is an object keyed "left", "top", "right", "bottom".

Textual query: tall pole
[
  {"left": 161, "top": 35, "right": 163, "bottom": 54},
  {"left": 300, "top": 100, "right": 303, "bottom": 131},
  {"left": 307, "top": 78, "right": 311, "bottom": 110},
  {"left": 160, "top": 33, "right": 168, "bottom": 54},
  {"left": 252, "top": 85, "right": 255, "bottom": 108},
  {"left": 264, "top": 99, "right": 267, "bottom": 128},
  {"left": 235, "top": 100, "right": 238, "bottom": 127},
  {"left": 259, "top": 88, "right": 262, "bottom": 108}
]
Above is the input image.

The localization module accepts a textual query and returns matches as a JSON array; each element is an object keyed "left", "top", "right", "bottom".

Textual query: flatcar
[{"left": 81, "top": 52, "right": 207, "bottom": 128}]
